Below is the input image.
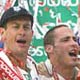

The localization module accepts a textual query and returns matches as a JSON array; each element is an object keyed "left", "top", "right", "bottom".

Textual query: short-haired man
[{"left": 38, "top": 24, "right": 80, "bottom": 80}]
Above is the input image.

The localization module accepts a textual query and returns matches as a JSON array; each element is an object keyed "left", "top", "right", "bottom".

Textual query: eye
[
  {"left": 23, "top": 24, "right": 31, "bottom": 30},
  {"left": 13, "top": 26, "right": 19, "bottom": 28},
  {"left": 61, "top": 37, "right": 69, "bottom": 42},
  {"left": 73, "top": 37, "right": 77, "bottom": 42},
  {"left": 63, "top": 39, "right": 69, "bottom": 41},
  {"left": 12, "top": 24, "right": 19, "bottom": 29}
]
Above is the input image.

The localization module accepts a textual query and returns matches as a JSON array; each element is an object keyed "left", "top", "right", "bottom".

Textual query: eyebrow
[{"left": 60, "top": 36, "right": 76, "bottom": 41}]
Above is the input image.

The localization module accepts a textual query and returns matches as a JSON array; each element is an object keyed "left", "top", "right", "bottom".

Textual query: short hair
[{"left": 44, "top": 24, "right": 68, "bottom": 46}]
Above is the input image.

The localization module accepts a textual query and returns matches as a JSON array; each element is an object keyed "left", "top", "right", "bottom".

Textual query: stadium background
[{"left": 0, "top": 0, "right": 79, "bottom": 63}]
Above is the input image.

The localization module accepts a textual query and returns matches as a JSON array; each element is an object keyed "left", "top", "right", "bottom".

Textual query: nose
[
  {"left": 18, "top": 27, "right": 26, "bottom": 36},
  {"left": 71, "top": 38, "right": 79, "bottom": 49}
]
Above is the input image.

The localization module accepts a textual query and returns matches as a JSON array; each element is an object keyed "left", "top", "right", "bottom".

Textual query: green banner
[
  {"left": 0, "top": 0, "right": 79, "bottom": 63},
  {"left": 26, "top": 0, "right": 79, "bottom": 63}
]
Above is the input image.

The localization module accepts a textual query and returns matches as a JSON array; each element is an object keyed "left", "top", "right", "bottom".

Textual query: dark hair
[
  {"left": 44, "top": 24, "right": 68, "bottom": 46},
  {"left": 0, "top": 6, "right": 33, "bottom": 29}
]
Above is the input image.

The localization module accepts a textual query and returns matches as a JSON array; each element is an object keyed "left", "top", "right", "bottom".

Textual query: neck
[
  {"left": 6, "top": 50, "right": 27, "bottom": 71},
  {"left": 53, "top": 65, "right": 77, "bottom": 80}
]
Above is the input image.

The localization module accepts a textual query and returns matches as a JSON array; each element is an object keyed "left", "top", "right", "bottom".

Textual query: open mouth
[
  {"left": 69, "top": 51, "right": 78, "bottom": 58},
  {"left": 69, "top": 52, "right": 77, "bottom": 57},
  {"left": 16, "top": 39, "right": 26, "bottom": 44}
]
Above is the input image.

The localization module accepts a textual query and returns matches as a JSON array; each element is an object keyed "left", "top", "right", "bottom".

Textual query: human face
[
  {"left": 4, "top": 17, "right": 32, "bottom": 56},
  {"left": 52, "top": 26, "right": 79, "bottom": 67}
]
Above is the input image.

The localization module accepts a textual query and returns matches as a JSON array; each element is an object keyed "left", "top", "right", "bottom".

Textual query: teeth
[{"left": 69, "top": 52, "right": 77, "bottom": 57}]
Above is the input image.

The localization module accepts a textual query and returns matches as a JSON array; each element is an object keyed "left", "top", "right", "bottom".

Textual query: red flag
[{"left": 4, "top": 0, "right": 11, "bottom": 10}]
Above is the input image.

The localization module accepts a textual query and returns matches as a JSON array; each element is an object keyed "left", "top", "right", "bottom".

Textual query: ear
[
  {"left": 0, "top": 28, "right": 5, "bottom": 35},
  {"left": 45, "top": 45, "right": 53, "bottom": 54},
  {"left": 1, "top": 29, "right": 6, "bottom": 41}
]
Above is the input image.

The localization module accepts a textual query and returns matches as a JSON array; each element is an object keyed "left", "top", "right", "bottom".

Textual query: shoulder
[{"left": 0, "top": 49, "right": 6, "bottom": 58}]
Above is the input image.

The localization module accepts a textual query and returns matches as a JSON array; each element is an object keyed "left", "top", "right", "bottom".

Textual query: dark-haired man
[{"left": 0, "top": 6, "right": 38, "bottom": 80}]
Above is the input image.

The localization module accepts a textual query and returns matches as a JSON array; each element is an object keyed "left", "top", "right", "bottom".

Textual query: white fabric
[{"left": 0, "top": 51, "right": 30, "bottom": 80}]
